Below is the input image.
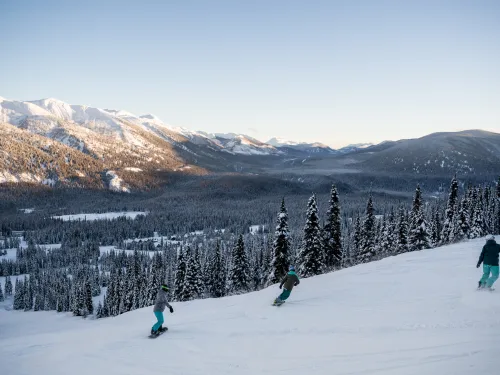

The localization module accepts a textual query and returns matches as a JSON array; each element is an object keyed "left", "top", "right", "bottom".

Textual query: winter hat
[
  {"left": 161, "top": 284, "right": 169, "bottom": 291},
  {"left": 487, "top": 235, "right": 495, "bottom": 241},
  {"left": 289, "top": 265, "right": 295, "bottom": 271}
]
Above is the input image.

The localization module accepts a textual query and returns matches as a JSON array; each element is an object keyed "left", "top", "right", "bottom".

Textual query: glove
[
  {"left": 169, "top": 306, "right": 174, "bottom": 313},
  {"left": 476, "top": 264, "right": 480, "bottom": 269},
  {"left": 279, "top": 284, "right": 282, "bottom": 289}
]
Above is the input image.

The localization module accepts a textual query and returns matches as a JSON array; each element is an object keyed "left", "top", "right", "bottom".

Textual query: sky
[{"left": 1, "top": 0, "right": 499, "bottom": 148}]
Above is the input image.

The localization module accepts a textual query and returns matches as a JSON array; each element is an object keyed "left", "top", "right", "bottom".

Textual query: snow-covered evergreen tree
[
  {"left": 5, "top": 275, "right": 13, "bottom": 296},
  {"left": 0, "top": 283, "right": 4, "bottom": 302},
  {"left": 84, "top": 279, "right": 94, "bottom": 316},
  {"left": 174, "top": 249, "right": 187, "bottom": 301},
  {"left": 358, "top": 195, "right": 376, "bottom": 263},
  {"left": 430, "top": 207, "right": 441, "bottom": 247},
  {"left": 323, "top": 184, "right": 343, "bottom": 269},
  {"left": 496, "top": 177, "right": 500, "bottom": 234},
  {"left": 13, "top": 279, "right": 24, "bottom": 310},
  {"left": 396, "top": 207, "right": 409, "bottom": 254},
  {"left": 227, "top": 235, "right": 250, "bottom": 294},
  {"left": 297, "top": 194, "right": 325, "bottom": 277},
  {"left": 453, "top": 197, "right": 470, "bottom": 241},
  {"left": 408, "top": 185, "right": 430, "bottom": 251},
  {"left": 182, "top": 248, "right": 204, "bottom": 301},
  {"left": 208, "top": 241, "right": 227, "bottom": 298},
  {"left": 96, "top": 301, "right": 104, "bottom": 319},
  {"left": 469, "top": 187, "right": 485, "bottom": 239},
  {"left": 440, "top": 176, "right": 458, "bottom": 244},
  {"left": 267, "top": 198, "right": 291, "bottom": 286}
]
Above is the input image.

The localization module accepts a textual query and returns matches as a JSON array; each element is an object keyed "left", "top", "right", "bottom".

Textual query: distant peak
[{"left": 139, "top": 113, "right": 162, "bottom": 121}]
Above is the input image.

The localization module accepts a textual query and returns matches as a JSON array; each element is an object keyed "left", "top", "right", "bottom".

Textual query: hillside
[{"left": 1, "top": 238, "right": 499, "bottom": 375}]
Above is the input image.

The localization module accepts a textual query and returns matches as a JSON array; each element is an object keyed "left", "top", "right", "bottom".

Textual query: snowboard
[
  {"left": 148, "top": 327, "right": 168, "bottom": 338},
  {"left": 272, "top": 300, "right": 285, "bottom": 307}
]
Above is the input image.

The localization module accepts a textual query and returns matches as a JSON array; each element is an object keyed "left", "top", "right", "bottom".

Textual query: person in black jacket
[{"left": 477, "top": 235, "right": 500, "bottom": 290}]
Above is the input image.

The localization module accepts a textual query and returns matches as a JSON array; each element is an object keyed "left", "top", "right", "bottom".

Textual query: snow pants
[
  {"left": 479, "top": 265, "right": 499, "bottom": 288},
  {"left": 152, "top": 311, "right": 164, "bottom": 332},
  {"left": 277, "top": 289, "right": 291, "bottom": 301}
]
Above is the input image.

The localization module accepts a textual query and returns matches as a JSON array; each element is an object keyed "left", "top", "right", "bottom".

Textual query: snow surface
[
  {"left": 1, "top": 238, "right": 499, "bottom": 374},
  {"left": 52, "top": 211, "right": 147, "bottom": 222}
]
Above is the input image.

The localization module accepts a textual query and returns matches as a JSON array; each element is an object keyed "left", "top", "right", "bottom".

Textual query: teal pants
[
  {"left": 152, "top": 311, "right": 164, "bottom": 332},
  {"left": 479, "top": 265, "right": 499, "bottom": 288},
  {"left": 277, "top": 289, "right": 291, "bottom": 301}
]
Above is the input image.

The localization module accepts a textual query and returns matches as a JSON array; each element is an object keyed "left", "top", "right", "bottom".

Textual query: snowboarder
[
  {"left": 273, "top": 265, "right": 300, "bottom": 305},
  {"left": 477, "top": 235, "right": 500, "bottom": 290},
  {"left": 151, "top": 284, "right": 174, "bottom": 336}
]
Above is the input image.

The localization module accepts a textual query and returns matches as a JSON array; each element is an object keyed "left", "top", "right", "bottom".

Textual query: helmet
[
  {"left": 289, "top": 265, "right": 295, "bottom": 271},
  {"left": 487, "top": 235, "right": 495, "bottom": 241},
  {"left": 161, "top": 284, "right": 169, "bottom": 292}
]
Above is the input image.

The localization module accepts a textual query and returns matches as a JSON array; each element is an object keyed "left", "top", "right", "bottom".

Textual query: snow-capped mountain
[
  {"left": 266, "top": 137, "right": 336, "bottom": 154},
  {"left": 336, "top": 142, "right": 374, "bottom": 154}
]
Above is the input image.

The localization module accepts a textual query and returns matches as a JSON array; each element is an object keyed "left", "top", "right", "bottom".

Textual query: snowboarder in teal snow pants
[
  {"left": 274, "top": 266, "right": 300, "bottom": 305},
  {"left": 477, "top": 236, "right": 500, "bottom": 290},
  {"left": 151, "top": 284, "right": 174, "bottom": 336}
]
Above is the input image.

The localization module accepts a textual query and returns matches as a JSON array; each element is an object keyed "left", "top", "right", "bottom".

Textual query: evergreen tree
[
  {"left": 0, "top": 283, "right": 4, "bottom": 302},
  {"left": 440, "top": 176, "right": 459, "bottom": 244},
  {"left": 84, "top": 279, "right": 94, "bottom": 316},
  {"left": 174, "top": 250, "right": 187, "bottom": 301},
  {"left": 453, "top": 197, "right": 470, "bottom": 241},
  {"left": 469, "top": 187, "right": 485, "bottom": 239},
  {"left": 408, "top": 185, "right": 430, "bottom": 251},
  {"left": 352, "top": 215, "right": 362, "bottom": 264},
  {"left": 182, "top": 248, "right": 204, "bottom": 301},
  {"left": 13, "top": 279, "right": 24, "bottom": 310},
  {"left": 358, "top": 195, "right": 376, "bottom": 263},
  {"left": 5, "top": 275, "right": 13, "bottom": 296},
  {"left": 323, "top": 185, "right": 343, "bottom": 269},
  {"left": 96, "top": 301, "right": 104, "bottom": 319},
  {"left": 209, "top": 241, "right": 227, "bottom": 298},
  {"left": 430, "top": 207, "right": 442, "bottom": 247},
  {"left": 227, "top": 235, "right": 250, "bottom": 294},
  {"left": 297, "top": 194, "right": 325, "bottom": 277},
  {"left": 267, "top": 198, "right": 291, "bottom": 286},
  {"left": 396, "top": 207, "right": 409, "bottom": 254},
  {"left": 496, "top": 177, "right": 500, "bottom": 234}
]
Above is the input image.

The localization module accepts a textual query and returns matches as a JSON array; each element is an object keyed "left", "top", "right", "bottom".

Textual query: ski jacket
[
  {"left": 153, "top": 288, "right": 172, "bottom": 312},
  {"left": 477, "top": 239, "right": 500, "bottom": 267},
  {"left": 280, "top": 271, "right": 300, "bottom": 291}
]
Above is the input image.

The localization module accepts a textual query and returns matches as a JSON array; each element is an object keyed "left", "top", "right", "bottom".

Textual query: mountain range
[{"left": 1, "top": 96, "right": 499, "bottom": 191}]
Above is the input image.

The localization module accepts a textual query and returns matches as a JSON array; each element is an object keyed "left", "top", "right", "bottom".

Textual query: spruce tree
[
  {"left": 0, "top": 283, "right": 4, "bottom": 302},
  {"left": 174, "top": 250, "right": 187, "bottom": 301},
  {"left": 227, "top": 235, "right": 250, "bottom": 294},
  {"left": 469, "top": 187, "right": 485, "bottom": 239},
  {"left": 453, "top": 197, "right": 470, "bottom": 241},
  {"left": 408, "top": 185, "right": 430, "bottom": 251},
  {"left": 358, "top": 195, "right": 376, "bottom": 263},
  {"left": 352, "top": 215, "right": 362, "bottom": 263},
  {"left": 496, "top": 177, "right": 500, "bottom": 234},
  {"left": 440, "top": 176, "right": 459, "bottom": 244},
  {"left": 5, "top": 276, "right": 13, "bottom": 296},
  {"left": 13, "top": 279, "right": 24, "bottom": 310},
  {"left": 396, "top": 207, "right": 409, "bottom": 254},
  {"left": 430, "top": 207, "right": 441, "bottom": 247},
  {"left": 182, "top": 248, "right": 203, "bottom": 301},
  {"left": 297, "top": 194, "right": 325, "bottom": 277},
  {"left": 84, "top": 279, "right": 94, "bottom": 315},
  {"left": 209, "top": 241, "right": 227, "bottom": 298},
  {"left": 267, "top": 198, "right": 291, "bottom": 286},
  {"left": 323, "top": 185, "right": 343, "bottom": 269}
]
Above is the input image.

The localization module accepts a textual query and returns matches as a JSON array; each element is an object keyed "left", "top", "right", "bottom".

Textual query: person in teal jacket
[
  {"left": 477, "top": 235, "right": 500, "bottom": 290},
  {"left": 274, "top": 266, "right": 300, "bottom": 305}
]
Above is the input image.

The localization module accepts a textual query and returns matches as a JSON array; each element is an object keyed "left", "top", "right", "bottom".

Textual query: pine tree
[
  {"left": 430, "top": 207, "right": 441, "bottom": 247},
  {"left": 297, "top": 194, "right": 325, "bottom": 277},
  {"left": 440, "top": 176, "right": 459, "bottom": 244},
  {"left": 227, "top": 235, "right": 250, "bottom": 294},
  {"left": 453, "top": 197, "right": 470, "bottom": 241},
  {"left": 469, "top": 187, "right": 485, "bottom": 239},
  {"left": 396, "top": 207, "right": 409, "bottom": 254},
  {"left": 267, "top": 198, "right": 291, "bottom": 286},
  {"left": 0, "top": 283, "right": 4, "bottom": 302},
  {"left": 352, "top": 214, "right": 362, "bottom": 264},
  {"left": 174, "top": 250, "right": 187, "bottom": 301},
  {"left": 408, "top": 185, "right": 430, "bottom": 251},
  {"left": 323, "top": 185, "right": 343, "bottom": 269},
  {"left": 5, "top": 276, "right": 13, "bottom": 296},
  {"left": 496, "top": 177, "right": 500, "bottom": 234},
  {"left": 84, "top": 279, "right": 94, "bottom": 316},
  {"left": 209, "top": 241, "right": 227, "bottom": 298},
  {"left": 96, "top": 301, "right": 104, "bottom": 319},
  {"left": 13, "top": 279, "right": 24, "bottom": 310},
  {"left": 182, "top": 248, "right": 204, "bottom": 301},
  {"left": 358, "top": 195, "right": 376, "bottom": 263}
]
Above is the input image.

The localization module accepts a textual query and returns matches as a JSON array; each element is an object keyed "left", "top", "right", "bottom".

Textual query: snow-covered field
[
  {"left": 51, "top": 211, "right": 148, "bottom": 221},
  {"left": 1, "top": 238, "right": 499, "bottom": 375}
]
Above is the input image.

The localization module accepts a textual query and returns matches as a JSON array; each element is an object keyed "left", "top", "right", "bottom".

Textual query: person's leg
[
  {"left": 152, "top": 311, "right": 164, "bottom": 332},
  {"left": 486, "top": 266, "right": 499, "bottom": 288},
  {"left": 479, "top": 265, "right": 491, "bottom": 286},
  {"left": 278, "top": 289, "right": 291, "bottom": 301}
]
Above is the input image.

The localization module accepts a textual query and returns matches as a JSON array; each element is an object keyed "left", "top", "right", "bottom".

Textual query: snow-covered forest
[{"left": 1, "top": 176, "right": 499, "bottom": 318}]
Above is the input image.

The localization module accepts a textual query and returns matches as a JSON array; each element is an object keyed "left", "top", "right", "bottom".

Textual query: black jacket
[{"left": 477, "top": 239, "right": 500, "bottom": 267}]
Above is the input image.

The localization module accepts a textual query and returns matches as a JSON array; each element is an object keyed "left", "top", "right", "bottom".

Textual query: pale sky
[{"left": 1, "top": 0, "right": 499, "bottom": 148}]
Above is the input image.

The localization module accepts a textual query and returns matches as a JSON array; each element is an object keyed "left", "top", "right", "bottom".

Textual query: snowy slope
[{"left": 1, "top": 239, "right": 500, "bottom": 375}]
